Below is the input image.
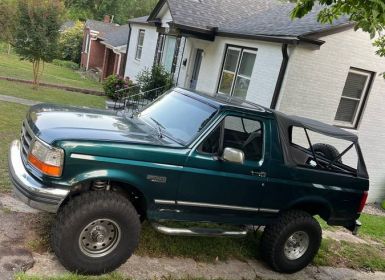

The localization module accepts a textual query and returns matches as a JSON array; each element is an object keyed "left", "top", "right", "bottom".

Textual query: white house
[{"left": 123, "top": 0, "right": 385, "bottom": 202}]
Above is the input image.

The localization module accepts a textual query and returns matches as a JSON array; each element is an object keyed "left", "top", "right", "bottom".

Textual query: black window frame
[{"left": 216, "top": 44, "right": 258, "bottom": 98}]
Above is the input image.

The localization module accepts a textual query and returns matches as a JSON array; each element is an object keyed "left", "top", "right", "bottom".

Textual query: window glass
[
  {"left": 162, "top": 36, "right": 177, "bottom": 73},
  {"left": 218, "top": 72, "right": 235, "bottom": 94},
  {"left": 335, "top": 99, "right": 359, "bottom": 123},
  {"left": 334, "top": 69, "right": 372, "bottom": 126},
  {"left": 135, "top": 30, "right": 145, "bottom": 60},
  {"left": 233, "top": 76, "right": 250, "bottom": 99},
  {"left": 238, "top": 52, "right": 256, "bottom": 77},
  {"left": 224, "top": 49, "right": 240, "bottom": 72},
  {"left": 217, "top": 47, "right": 257, "bottom": 98},
  {"left": 139, "top": 91, "right": 217, "bottom": 144},
  {"left": 200, "top": 116, "right": 263, "bottom": 161}
]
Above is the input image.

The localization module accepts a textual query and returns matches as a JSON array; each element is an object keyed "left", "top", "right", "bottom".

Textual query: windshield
[{"left": 139, "top": 91, "right": 217, "bottom": 145}]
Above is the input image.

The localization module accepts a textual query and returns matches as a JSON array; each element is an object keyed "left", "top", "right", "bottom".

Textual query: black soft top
[{"left": 274, "top": 111, "right": 368, "bottom": 179}]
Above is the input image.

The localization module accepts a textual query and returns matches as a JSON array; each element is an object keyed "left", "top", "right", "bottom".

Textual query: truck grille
[{"left": 20, "top": 121, "right": 35, "bottom": 161}]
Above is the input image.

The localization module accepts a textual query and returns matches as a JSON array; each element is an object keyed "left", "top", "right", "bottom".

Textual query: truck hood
[{"left": 26, "top": 104, "right": 180, "bottom": 147}]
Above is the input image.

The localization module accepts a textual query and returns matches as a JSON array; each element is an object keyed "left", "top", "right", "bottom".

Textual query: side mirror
[{"left": 222, "top": 147, "right": 245, "bottom": 164}]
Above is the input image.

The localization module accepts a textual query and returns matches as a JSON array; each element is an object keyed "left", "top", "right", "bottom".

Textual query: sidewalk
[{"left": 0, "top": 94, "right": 41, "bottom": 106}]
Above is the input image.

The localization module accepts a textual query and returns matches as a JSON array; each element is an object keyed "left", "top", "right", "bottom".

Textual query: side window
[
  {"left": 135, "top": 30, "right": 145, "bottom": 60},
  {"left": 200, "top": 115, "right": 263, "bottom": 161}
]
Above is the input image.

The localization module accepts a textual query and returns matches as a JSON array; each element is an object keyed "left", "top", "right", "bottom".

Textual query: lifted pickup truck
[{"left": 9, "top": 88, "right": 369, "bottom": 274}]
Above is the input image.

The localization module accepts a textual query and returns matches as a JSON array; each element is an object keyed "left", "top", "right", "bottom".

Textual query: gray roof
[
  {"left": 103, "top": 25, "right": 130, "bottom": 47},
  {"left": 60, "top": 20, "right": 75, "bottom": 32},
  {"left": 154, "top": 0, "right": 350, "bottom": 38},
  {"left": 85, "top": 19, "right": 120, "bottom": 39},
  {"left": 128, "top": 16, "right": 150, "bottom": 24}
]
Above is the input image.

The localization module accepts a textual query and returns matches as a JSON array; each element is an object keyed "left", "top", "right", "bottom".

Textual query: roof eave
[
  {"left": 148, "top": 0, "right": 167, "bottom": 21},
  {"left": 216, "top": 31, "right": 300, "bottom": 44}
]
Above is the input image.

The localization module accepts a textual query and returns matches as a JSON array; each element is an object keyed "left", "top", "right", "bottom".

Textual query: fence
[{"left": 112, "top": 85, "right": 168, "bottom": 113}]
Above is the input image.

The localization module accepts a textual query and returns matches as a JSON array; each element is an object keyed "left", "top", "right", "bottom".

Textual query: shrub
[
  {"left": 136, "top": 65, "right": 173, "bottom": 99},
  {"left": 103, "top": 75, "right": 136, "bottom": 101},
  {"left": 58, "top": 21, "right": 84, "bottom": 64},
  {"left": 52, "top": 59, "right": 79, "bottom": 70},
  {"left": 381, "top": 200, "right": 385, "bottom": 210}
]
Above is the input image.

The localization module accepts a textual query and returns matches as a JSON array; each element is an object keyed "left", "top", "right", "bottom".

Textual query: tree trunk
[
  {"left": 32, "top": 60, "right": 39, "bottom": 89},
  {"left": 7, "top": 43, "right": 11, "bottom": 55},
  {"left": 32, "top": 59, "right": 45, "bottom": 89}
]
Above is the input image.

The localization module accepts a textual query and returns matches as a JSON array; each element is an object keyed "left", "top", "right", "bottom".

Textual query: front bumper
[{"left": 8, "top": 140, "right": 69, "bottom": 213}]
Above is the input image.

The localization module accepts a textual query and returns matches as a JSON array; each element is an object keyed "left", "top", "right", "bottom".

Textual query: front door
[
  {"left": 190, "top": 49, "right": 203, "bottom": 89},
  {"left": 176, "top": 113, "right": 270, "bottom": 224}
]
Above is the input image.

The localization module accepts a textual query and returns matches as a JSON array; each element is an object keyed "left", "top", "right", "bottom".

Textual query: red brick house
[{"left": 80, "top": 16, "right": 129, "bottom": 80}]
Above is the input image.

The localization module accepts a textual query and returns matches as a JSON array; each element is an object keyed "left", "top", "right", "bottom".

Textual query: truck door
[{"left": 176, "top": 113, "right": 272, "bottom": 223}]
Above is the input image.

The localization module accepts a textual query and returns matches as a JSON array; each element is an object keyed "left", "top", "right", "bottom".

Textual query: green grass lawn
[
  {"left": 0, "top": 52, "right": 102, "bottom": 91},
  {"left": 0, "top": 80, "right": 105, "bottom": 108},
  {"left": 359, "top": 213, "right": 385, "bottom": 244},
  {"left": 0, "top": 102, "right": 28, "bottom": 192},
  {"left": 0, "top": 84, "right": 105, "bottom": 192}
]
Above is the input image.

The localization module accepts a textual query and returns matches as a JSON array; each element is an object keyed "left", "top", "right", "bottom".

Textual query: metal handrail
[{"left": 113, "top": 85, "right": 169, "bottom": 111}]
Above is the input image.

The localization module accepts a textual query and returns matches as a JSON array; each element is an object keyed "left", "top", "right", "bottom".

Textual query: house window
[
  {"left": 135, "top": 30, "right": 145, "bottom": 60},
  {"left": 218, "top": 46, "right": 257, "bottom": 99},
  {"left": 162, "top": 36, "right": 177, "bottom": 73},
  {"left": 334, "top": 68, "right": 373, "bottom": 128},
  {"left": 84, "top": 33, "right": 90, "bottom": 53},
  {"left": 154, "top": 34, "right": 166, "bottom": 66}
]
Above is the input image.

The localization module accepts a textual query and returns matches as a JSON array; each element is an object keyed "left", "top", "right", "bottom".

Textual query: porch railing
[{"left": 112, "top": 85, "right": 168, "bottom": 112}]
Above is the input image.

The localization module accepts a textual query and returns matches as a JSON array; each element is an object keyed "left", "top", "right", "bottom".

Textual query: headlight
[{"left": 28, "top": 140, "right": 64, "bottom": 177}]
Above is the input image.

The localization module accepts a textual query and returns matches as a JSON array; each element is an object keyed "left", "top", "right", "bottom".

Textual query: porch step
[{"left": 151, "top": 222, "right": 248, "bottom": 237}]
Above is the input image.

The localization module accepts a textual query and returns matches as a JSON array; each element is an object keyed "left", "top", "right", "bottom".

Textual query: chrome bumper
[{"left": 8, "top": 140, "right": 69, "bottom": 213}]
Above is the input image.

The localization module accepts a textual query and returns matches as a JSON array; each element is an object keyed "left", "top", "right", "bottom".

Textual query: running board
[{"left": 151, "top": 222, "right": 248, "bottom": 237}]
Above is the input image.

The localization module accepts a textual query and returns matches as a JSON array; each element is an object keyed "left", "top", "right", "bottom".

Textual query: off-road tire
[
  {"left": 260, "top": 210, "right": 322, "bottom": 273},
  {"left": 52, "top": 191, "right": 140, "bottom": 275},
  {"left": 312, "top": 143, "right": 342, "bottom": 163}
]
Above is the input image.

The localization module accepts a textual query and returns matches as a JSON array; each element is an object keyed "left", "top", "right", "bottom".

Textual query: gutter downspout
[
  {"left": 270, "top": 43, "right": 289, "bottom": 109},
  {"left": 122, "top": 23, "right": 132, "bottom": 77}
]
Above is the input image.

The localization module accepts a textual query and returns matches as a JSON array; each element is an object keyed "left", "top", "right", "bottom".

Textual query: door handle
[{"left": 251, "top": 171, "right": 267, "bottom": 177}]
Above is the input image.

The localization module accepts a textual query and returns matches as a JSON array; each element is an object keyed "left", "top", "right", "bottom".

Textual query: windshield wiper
[
  {"left": 149, "top": 117, "right": 185, "bottom": 145},
  {"left": 150, "top": 117, "right": 164, "bottom": 139}
]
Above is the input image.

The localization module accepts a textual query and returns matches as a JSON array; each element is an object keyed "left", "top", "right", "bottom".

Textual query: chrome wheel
[
  {"left": 79, "top": 218, "right": 121, "bottom": 258},
  {"left": 284, "top": 231, "right": 309, "bottom": 260}
]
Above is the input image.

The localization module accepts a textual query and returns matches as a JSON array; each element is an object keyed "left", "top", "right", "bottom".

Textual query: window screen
[{"left": 334, "top": 68, "right": 372, "bottom": 127}]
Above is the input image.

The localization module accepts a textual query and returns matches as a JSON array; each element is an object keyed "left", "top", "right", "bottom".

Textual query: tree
[
  {"left": 58, "top": 20, "right": 84, "bottom": 63},
  {"left": 13, "top": 0, "right": 63, "bottom": 88},
  {"left": 291, "top": 1, "right": 385, "bottom": 61},
  {"left": 64, "top": 0, "right": 158, "bottom": 24},
  {"left": 0, "top": 0, "right": 17, "bottom": 54}
]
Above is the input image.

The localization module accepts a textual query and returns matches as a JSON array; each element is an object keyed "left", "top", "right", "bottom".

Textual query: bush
[
  {"left": 58, "top": 21, "right": 84, "bottom": 64},
  {"left": 52, "top": 59, "right": 79, "bottom": 70},
  {"left": 103, "top": 75, "right": 136, "bottom": 101},
  {"left": 137, "top": 65, "right": 173, "bottom": 99},
  {"left": 381, "top": 200, "right": 385, "bottom": 210}
]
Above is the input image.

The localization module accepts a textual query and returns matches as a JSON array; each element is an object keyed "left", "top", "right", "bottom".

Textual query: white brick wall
[
  {"left": 179, "top": 36, "right": 283, "bottom": 107},
  {"left": 124, "top": 25, "right": 158, "bottom": 82},
  {"left": 278, "top": 28, "right": 385, "bottom": 202}
]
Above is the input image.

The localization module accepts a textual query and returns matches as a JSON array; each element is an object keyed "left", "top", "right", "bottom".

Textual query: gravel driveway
[{"left": 1, "top": 193, "right": 385, "bottom": 280}]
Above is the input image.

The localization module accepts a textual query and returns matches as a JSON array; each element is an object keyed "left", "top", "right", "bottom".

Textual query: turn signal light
[{"left": 28, "top": 153, "right": 62, "bottom": 177}]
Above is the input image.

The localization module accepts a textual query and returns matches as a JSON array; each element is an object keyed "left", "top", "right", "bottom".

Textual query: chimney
[{"left": 103, "top": 15, "right": 111, "bottom": 23}]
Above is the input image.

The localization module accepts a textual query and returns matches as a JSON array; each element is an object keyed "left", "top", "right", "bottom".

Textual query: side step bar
[{"left": 151, "top": 222, "right": 248, "bottom": 237}]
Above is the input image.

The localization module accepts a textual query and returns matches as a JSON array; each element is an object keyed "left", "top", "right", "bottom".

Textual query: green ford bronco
[{"left": 9, "top": 88, "right": 369, "bottom": 274}]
